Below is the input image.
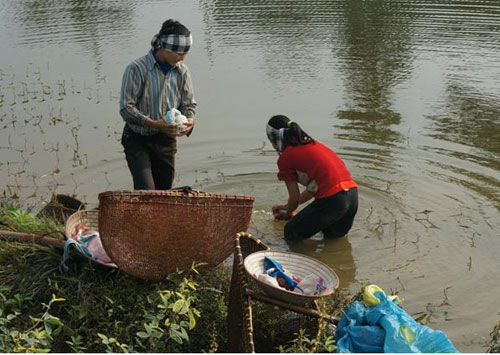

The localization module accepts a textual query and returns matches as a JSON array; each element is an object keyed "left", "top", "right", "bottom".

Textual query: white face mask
[{"left": 266, "top": 124, "right": 286, "bottom": 153}]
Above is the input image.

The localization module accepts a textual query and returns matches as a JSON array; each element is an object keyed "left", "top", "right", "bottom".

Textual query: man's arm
[
  {"left": 119, "top": 62, "right": 149, "bottom": 126},
  {"left": 120, "top": 63, "right": 179, "bottom": 137},
  {"left": 179, "top": 68, "right": 197, "bottom": 136},
  {"left": 179, "top": 68, "right": 197, "bottom": 119}
]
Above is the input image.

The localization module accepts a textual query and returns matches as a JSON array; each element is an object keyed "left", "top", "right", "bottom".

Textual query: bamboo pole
[
  {"left": 245, "top": 288, "right": 339, "bottom": 324},
  {"left": 0, "top": 230, "right": 65, "bottom": 249}
]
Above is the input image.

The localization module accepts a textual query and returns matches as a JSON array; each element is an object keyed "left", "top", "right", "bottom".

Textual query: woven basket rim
[
  {"left": 244, "top": 250, "right": 339, "bottom": 301},
  {"left": 64, "top": 209, "right": 118, "bottom": 269},
  {"left": 64, "top": 209, "right": 99, "bottom": 237},
  {"left": 99, "top": 190, "right": 255, "bottom": 201}
]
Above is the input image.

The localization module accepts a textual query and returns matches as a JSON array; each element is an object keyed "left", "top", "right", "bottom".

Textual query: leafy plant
[
  {"left": 97, "top": 333, "right": 130, "bottom": 353},
  {"left": 65, "top": 335, "right": 87, "bottom": 353},
  {"left": 0, "top": 204, "right": 62, "bottom": 236},
  {"left": 488, "top": 319, "right": 500, "bottom": 353},
  {"left": 133, "top": 269, "right": 201, "bottom": 352},
  {"left": 0, "top": 287, "right": 66, "bottom": 353},
  {"left": 0, "top": 203, "right": 354, "bottom": 353}
]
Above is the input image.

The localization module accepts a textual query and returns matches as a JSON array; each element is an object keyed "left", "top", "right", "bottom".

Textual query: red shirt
[{"left": 277, "top": 141, "right": 357, "bottom": 199}]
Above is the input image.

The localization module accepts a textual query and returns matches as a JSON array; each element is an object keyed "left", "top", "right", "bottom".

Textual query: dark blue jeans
[
  {"left": 121, "top": 125, "right": 177, "bottom": 190},
  {"left": 284, "top": 188, "right": 358, "bottom": 242}
]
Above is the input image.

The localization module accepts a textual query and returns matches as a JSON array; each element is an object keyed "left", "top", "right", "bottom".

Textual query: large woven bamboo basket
[
  {"left": 98, "top": 190, "right": 255, "bottom": 280},
  {"left": 244, "top": 250, "right": 339, "bottom": 305}
]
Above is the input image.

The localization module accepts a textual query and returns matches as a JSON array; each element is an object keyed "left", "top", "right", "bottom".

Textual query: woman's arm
[
  {"left": 272, "top": 181, "right": 299, "bottom": 220},
  {"left": 273, "top": 182, "right": 315, "bottom": 220},
  {"left": 285, "top": 180, "right": 300, "bottom": 215},
  {"left": 299, "top": 189, "right": 314, "bottom": 205}
]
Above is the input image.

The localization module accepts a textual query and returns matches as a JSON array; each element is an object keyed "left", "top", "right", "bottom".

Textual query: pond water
[{"left": 1, "top": 0, "right": 499, "bottom": 351}]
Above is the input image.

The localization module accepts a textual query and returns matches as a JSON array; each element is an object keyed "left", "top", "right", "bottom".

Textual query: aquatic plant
[{"left": 488, "top": 320, "right": 500, "bottom": 353}]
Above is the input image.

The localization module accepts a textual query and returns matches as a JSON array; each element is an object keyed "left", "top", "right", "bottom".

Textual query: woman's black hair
[
  {"left": 268, "top": 115, "right": 314, "bottom": 147},
  {"left": 159, "top": 19, "right": 190, "bottom": 37}
]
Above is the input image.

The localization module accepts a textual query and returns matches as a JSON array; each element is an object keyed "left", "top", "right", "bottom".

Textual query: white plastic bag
[
  {"left": 255, "top": 273, "right": 280, "bottom": 288},
  {"left": 165, "top": 108, "right": 188, "bottom": 133},
  {"left": 296, "top": 274, "right": 324, "bottom": 295}
]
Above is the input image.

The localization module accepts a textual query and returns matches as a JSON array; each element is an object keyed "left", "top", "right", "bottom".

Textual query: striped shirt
[{"left": 119, "top": 50, "right": 197, "bottom": 136}]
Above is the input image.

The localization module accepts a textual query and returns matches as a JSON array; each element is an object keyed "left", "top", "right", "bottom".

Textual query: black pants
[
  {"left": 284, "top": 188, "right": 358, "bottom": 242},
  {"left": 121, "top": 125, "right": 177, "bottom": 190}
]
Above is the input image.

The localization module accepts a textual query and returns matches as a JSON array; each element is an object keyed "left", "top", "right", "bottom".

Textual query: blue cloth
[
  {"left": 153, "top": 49, "right": 171, "bottom": 74},
  {"left": 61, "top": 233, "right": 98, "bottom": 270},
  {"left": 335, "top": 291, "right": 458, "bottom": 353},
  {"left": 263, "top": 256, "right": 299, "bottom": 290}
]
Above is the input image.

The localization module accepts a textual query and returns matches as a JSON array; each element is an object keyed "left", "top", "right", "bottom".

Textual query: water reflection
[
  {"left": 424, "top": 81, "right": 500, "bottom": 209},
  {"left": 287, "top": 236, "right": 356, "bottom": 289},
  {"left": 199, "top": 0, "right": 342, "bottom": 86},
  {"left": 427, "top": 82, "right": 500, "bottom": 160},
  {"left": 334, "top": 0, "right": 413, "bottom": 148},
  {"left": 1, "top": 1, "right": 500, "bottom": 350},
  {"left": 7, "top": 0, "right": 136, "bottom": 73}
]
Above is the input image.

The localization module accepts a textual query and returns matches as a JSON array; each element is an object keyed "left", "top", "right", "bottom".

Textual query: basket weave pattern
[
  {"left": 227, "top": 232, "right": 270, "bottom": 353},
  {"left": 244, "top": 250, "right": 339, "bottom": 306},
  {"left": 65, "top": 210, "right": 99, "bottom": 238},
  {"left": 98, "top": 190, "right": 255, "bottom": 280}
]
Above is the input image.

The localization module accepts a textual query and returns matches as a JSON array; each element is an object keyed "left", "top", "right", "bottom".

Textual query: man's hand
[
  {"left": 157, "top": 121, "right": 178, "bottom": 138},
  {"left": 177, "top": 118, "right": 195, "bottom": 137},
  {"left": 144, "top": 117, "right": 177, "bottom": 138}
]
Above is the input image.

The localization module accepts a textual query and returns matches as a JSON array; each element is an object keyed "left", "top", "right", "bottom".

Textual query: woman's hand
[
  {"left": 272, "top": 204, "right": 296, "bottom": 221},
  {"left": 274, "top": 209, "right": 296, "bottom": 221},
  {"left": 272, "top": 204, "right": 287, "bottom": 214}
]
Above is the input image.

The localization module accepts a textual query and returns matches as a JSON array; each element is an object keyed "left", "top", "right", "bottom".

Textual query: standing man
[{"left": 120, "top": 19, "right": 196, "bottom": 190}]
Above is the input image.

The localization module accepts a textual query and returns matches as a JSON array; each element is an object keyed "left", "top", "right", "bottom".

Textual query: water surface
[{"left": 1, "top": 0, "right": 499, "bottom": 351}]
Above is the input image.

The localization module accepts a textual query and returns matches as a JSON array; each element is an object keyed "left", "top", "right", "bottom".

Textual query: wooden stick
[
  {"left": 0, "top": 230, "right": 65, "bottom": 249},
  {"left": 245, "top": 288, "right": 339, "bottom": 324}
]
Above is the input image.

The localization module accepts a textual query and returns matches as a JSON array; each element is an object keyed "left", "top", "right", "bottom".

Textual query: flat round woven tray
[
  {"left": 244, "top": 250, "right": 339, "bottom": 305},
  {"left": 98, "top": 190, "right": 255, "bottom": 280}
]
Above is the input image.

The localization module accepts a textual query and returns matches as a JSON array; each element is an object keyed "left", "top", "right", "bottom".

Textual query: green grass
[
  {"left": 0, "top": 200, "right": 64, "bottom": 236},
  {"left": 0, "top": 201, "right": 346, "bottom": 352}
]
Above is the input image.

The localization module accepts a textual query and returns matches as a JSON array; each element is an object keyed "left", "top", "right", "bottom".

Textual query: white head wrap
[{"left": 266, "top": 124, "right": 287, "bottom": 153}]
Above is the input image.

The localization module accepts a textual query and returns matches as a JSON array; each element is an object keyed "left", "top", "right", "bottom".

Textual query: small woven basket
[
  {"left": 65, "top": 209, "right": 99, "bottom": 238},
  {"left": 98, "top": 190, "right": 255, "bottom": 280},
  {"left": 244, "top": 250, "right": 339, "bottom": 305},
  {"left": 39, "top": 194, "right": 85, "bottom": 223},
  {"left": 64, "top": 209, "right": 117, "bottom": 268}
]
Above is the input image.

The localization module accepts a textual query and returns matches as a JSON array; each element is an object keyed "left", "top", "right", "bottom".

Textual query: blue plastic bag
[
  {"left": 263, "top": 257, "right": 299, "bottom": 291},
  {"left": 335, "top": 287, "right": 458, "bottom": 353},
  {"left": 336, "top": 301, "right": 385, "bottom": 353}
]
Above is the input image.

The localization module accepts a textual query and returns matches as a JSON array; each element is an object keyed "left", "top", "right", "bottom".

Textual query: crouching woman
[{"left": 267, "top": 115, "right": 358, "bottom": 242}]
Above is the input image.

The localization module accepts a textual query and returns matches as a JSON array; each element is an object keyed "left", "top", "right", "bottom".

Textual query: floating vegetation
[
  {"left": 0, "top": 64, "right": 121, "bottom": 206},
  {"left": 488, "top": 320, "right": 500, "bottom": 353}
]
